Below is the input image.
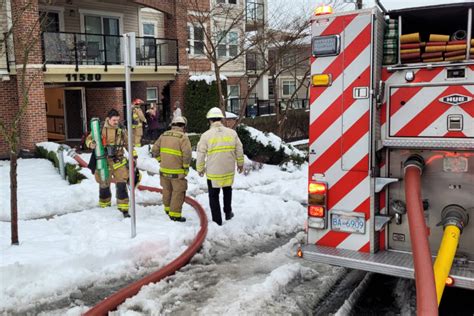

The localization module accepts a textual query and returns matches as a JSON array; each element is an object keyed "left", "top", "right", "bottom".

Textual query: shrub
[
  {"left": 236, "top": 125, "right": 307, "bottom": 166},
  {"left": 188, "top": 134, "right": 201, "bottom": 149},
  {"left": 184, "top": 78, "right": 227, "bottom": 133},
  {"left": 35, "top": 145, "right": 85, "bottom": 184},
  {"left": 65, "top": 163, "right": 86, "bottom": 184}
]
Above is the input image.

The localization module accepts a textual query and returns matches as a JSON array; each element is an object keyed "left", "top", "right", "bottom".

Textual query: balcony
[
  {"left": 246, "top": 1, "right": 265, "bottom": 31},
  {"left": 41, "top": 31, "right": 178, "bottom": 78}
]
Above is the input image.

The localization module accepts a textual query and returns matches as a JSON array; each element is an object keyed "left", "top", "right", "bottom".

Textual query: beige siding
[
  {"left": 40, "top": 0, "right": 140, "bottom": 34},
  {"left": 140, "top": 9, "right": 165, "bottom": 38}
]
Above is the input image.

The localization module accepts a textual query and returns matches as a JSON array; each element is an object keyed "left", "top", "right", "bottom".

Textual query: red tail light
[
  {"left": 308, "top": 205, "right": 325, "bottom": 217},
  {"left": 309, "top": 182, "right": 327, "bottom": 194}
]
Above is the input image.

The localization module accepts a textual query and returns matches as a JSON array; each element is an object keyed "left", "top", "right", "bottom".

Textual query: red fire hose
[
  {"left": 404, "top": 155, "right": 438, "bottom": 316},
  {"left": 72, "top": 155, "right": 208, "bottom": 315}
]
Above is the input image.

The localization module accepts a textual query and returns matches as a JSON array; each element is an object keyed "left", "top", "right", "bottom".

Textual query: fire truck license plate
[{"left": 331, "top": 213, "right": 365, "bottom": 234}]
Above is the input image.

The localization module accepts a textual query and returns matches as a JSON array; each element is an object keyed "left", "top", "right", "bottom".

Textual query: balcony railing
[
  {"left": 246, "top": 1, "right": 265, "bottom": 25},
  {"left": 41, "top": 31, "right": 178, "bottom": 71}
]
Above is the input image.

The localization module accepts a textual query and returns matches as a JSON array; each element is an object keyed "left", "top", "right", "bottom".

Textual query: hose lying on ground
[{"left": 73, "top": 154, "right": 208, "bottom": 316}]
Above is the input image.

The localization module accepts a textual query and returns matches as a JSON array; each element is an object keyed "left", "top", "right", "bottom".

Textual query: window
[
  {"left": 146, "top": 87, "right": 158, "bottom": 102},
  {"left": 281, "top": 53, "right": 297, "bottom": 67},
  {"left": 217, "top": 0, "right": 237, "bottom": 4},
  {"left": 40, "top": 11, "right": 60, "bottom": 32},
  {"left": 142, "top": 22, "right": 156, "bottom": 46},
  {"left": 282, "top": 80, "right": 296, "bottom": 96},
  {"left": 268, "top": 78, "right": 274, "bottom": 96},
  {"left": 227, "top": 85, "right": 240, "bottom": 113},
  {"left": 188, "top": 24, "right": 205, "bottom": 55},
  {"left": 218, "top": 31, "right": 239, "bottom": 58}
]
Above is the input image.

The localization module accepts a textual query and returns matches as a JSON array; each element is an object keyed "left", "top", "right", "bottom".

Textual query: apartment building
[
  {"left": 0, "top": 0, "right": 188, "bottom": 157},
  {"left": 0, "top": 0, "right": 273, "bottom": 157},
  {"left": 186, "top": 0, "right": 268, "bottom": 115}
]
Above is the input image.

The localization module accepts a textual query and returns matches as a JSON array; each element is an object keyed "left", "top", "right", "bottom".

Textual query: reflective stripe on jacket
[
  {"left": 151, "top": 126, "right": 192, "bottom": 178},
  {"left": 132, "top": 106, "right": 147, "bottom": 128},
  {"left": 196, "top": 121, "right": 244, "bottom": 188}
]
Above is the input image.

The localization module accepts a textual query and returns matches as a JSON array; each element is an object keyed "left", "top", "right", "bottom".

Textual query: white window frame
[
  {"left": 141, "top": 20, "right": 157, "bottom": 37},
  {"left": 187, "top": 23, "right": 206, "bottom": 56},
  {"left": 146, "top": 87, "right": 158, "bottom": 103},
  {"left": 282, "top": 79, "right": 297, "bottom": 97},
  {"left": 39, "top": 6, "right": 65, "bottom": 32},
  {"left": 227, "top": 84, "right": 240, "bottom": 113},
  {"left": 217, "top": 30, "right": 239, "bottom": 58}
]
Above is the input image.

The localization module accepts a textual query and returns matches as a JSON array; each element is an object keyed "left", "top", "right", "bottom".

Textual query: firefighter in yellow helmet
[
  {"left": 85, "top": 109, "right": 136, "bottom": 218},
  {"left": 196, "top": 107, "right": 244, "bottom": 225},
  {"left": 151, "top": 115, "right": 192, "bottom": 222},
  {"left": 131, "top": 98, "right": 147, "bottom": 147}
]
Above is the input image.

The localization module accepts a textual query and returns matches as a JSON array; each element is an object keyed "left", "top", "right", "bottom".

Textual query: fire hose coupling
[
  {"left": 439, "top": 205, "right": 470, "bottom": 233},
  {"left": 403, "top": 154, "right": 425, "bottom": 173}
]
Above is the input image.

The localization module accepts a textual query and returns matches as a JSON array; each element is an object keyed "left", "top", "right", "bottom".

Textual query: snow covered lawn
[{"left": 0, "top": 148, "right": 308, "bottom": 313}]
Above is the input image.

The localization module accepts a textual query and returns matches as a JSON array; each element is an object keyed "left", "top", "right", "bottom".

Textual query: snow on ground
[
  {"left": 116, "top": 237, "right": 345, "bottom": 315},
  {"left": 0, "top": 159, "right": 97, "bottom": 221},
  {"left": 243, "top": 125, "right": 306, "bottom": 158},
  {"left": 0, "top": 144, "right": 309, "bottom": 313}
]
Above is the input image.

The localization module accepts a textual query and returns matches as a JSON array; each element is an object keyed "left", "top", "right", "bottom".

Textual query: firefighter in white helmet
[
  {"left": 152, "top": 115, "right": 192, "bottom": 222},
  {"left": 196, "top": 107, "right": 245, "bottom": 225}
]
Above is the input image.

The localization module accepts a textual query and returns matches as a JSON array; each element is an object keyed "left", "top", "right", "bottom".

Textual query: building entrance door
[{"left": 64, "top": 88, "right": 87, "bottom": 141}]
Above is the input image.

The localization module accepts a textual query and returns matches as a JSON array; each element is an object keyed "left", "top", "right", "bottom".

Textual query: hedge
[
  {"left": 236, "top": 125, "right": 306, "bottom": 166},
  {"left": 184, "top": 78, "right": 227, "bottom": 133},
  {"left": 35, "top": 146, "right": 86, "bottom": 185}
]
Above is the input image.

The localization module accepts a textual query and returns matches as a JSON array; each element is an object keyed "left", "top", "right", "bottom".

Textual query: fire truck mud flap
[{"left": 301, "top": 244, "right": 474, "bottom": 290}]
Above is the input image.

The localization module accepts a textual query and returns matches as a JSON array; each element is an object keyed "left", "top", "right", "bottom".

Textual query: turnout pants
[
  {"left": 95, "top": 158, "right": 129, "bottom": 213},
  {"left": 160, "top": 175, "right": 187, "bottom": 218},
  {"left": 207, "top": 180, "right": 232, "bottom": 226},
  {"left": 132, "top": 126, "right": 143, "bottom": 147}
]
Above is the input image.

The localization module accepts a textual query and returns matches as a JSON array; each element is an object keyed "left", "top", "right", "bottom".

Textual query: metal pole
[
  {"left": 123, "top": 33, "right": 137, "bottom": 238},
  {"left": 58, "top": 145, "right": 66, "bottom": 180}
]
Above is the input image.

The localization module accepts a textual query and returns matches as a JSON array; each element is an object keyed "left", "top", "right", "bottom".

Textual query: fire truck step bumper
[{"left": 302, "top": 245, "right": 474, "bottom": 290}]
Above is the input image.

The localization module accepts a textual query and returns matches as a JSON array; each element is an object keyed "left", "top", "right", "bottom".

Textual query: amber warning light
[
  {"left": 309, "top": 182, "right": 327, "bottom": 194},
  {"left": 445, "top": 276, "right": 455, "bottom": 287}
]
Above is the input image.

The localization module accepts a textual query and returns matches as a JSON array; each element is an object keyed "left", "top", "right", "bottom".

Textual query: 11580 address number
[{"left": 66, "top": 74, "right": 102, "bottom": 82}]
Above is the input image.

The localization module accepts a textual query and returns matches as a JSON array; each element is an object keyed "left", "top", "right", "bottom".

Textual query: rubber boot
[{"left": 170, "top": 216, "right": 186, "bottom": 222}]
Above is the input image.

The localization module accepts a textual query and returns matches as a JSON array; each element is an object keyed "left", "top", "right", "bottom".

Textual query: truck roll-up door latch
[{"left": 447, "top": 114, "right": 463, "bottom": 131}]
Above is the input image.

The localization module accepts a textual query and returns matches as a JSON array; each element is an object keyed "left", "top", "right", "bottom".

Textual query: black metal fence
[
  {"left": 227, "top": 97, "right": 309, "bottom": 117},
  {"left": 41, "top": 31, "right": 178, "bottom": 71}
]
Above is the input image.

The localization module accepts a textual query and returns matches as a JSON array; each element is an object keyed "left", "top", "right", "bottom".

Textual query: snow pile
[
  {"left": 189, "top": 74, "right": 228, "bottom": 85},
  {"left": 0, "top": 159, "right": 97, "bottom": 220},
  {"left": 244, "top": 125, "right": 306, "bottom": 158},
  {"left": 0, "top": 149, "right": 308, "bottom": 313},
  {"left": 36, "top": 142, "right": 79, "bottom": 165},
  {"left": 225, "top": 111, "right": 238, "bottom": 119}
]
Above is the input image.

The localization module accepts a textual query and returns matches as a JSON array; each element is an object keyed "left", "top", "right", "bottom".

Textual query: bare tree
[
  {"left": 187, "top": 0, "right": 252, "bottom": 111},
  {"left": 0, "top": 0, "right": 47, "bottom": 245}
]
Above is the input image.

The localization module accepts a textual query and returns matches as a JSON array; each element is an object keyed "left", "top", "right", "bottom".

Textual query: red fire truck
[{"left": 300, "top": 1, "right": 474, "bottom": 308}]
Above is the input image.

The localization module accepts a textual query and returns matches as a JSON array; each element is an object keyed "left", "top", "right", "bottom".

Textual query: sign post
[{"left": 123, "top": 32, "right": 137, "bottom": 238}]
